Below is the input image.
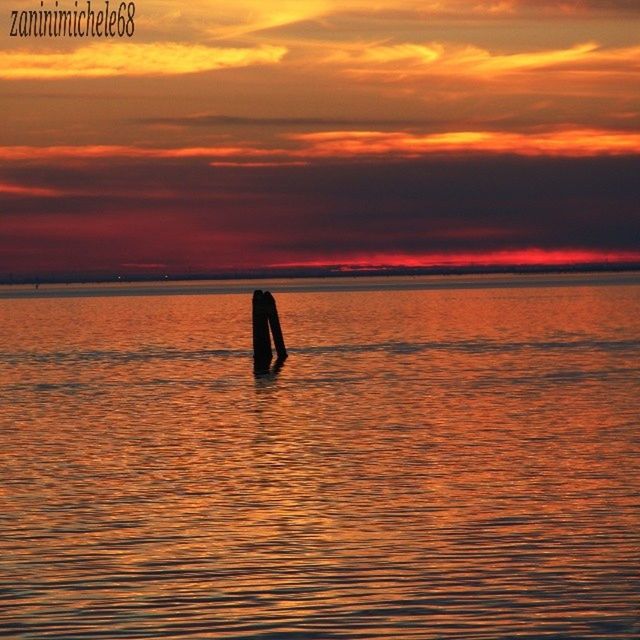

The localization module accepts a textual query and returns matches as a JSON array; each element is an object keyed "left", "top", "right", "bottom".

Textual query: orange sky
[{"left": 1, "top": 0, "right": 639, "bottom": 278}]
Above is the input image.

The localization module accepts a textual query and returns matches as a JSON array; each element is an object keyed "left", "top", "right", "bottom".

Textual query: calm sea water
[{"left": 1, "top": 273, "right": 639, "bottom": 639}]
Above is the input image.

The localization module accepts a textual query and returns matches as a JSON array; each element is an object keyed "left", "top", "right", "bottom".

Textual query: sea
[{"left": 1, "top": 272, "right": 639, "bottom": 639}]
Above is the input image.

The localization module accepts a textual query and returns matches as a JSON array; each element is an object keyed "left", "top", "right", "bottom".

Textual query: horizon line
[{"left": 2, "top": 262, "right": 640, "bottom": 287}]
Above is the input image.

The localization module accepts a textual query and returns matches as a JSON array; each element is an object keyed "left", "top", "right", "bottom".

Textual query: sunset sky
[{"left": 1, "top": 0, "right": 639, "bottom": 279}]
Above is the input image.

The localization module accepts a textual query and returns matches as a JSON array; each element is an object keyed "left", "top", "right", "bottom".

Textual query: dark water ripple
[{"left": 1, "top": 336, "right": 639, "bottom": 368}]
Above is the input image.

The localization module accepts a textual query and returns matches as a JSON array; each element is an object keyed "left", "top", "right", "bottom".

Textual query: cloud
[
  {"left": 137, "top": 115, "right": 441, "bottom": 128},
  {"left": 0, "top": 145, "right": 278, "bottom": 161},
  {"left": 335, "top": 0, "right": 640, "bottom": 19},
  {"left": 209, "top": 161, "right": 310, "bottom": 167},
  {"left": 331, "top": 41, "right": 640, "bottom": 79},
  {"left": 343, "top": 43, "right": 445, "bottom": 66},
  {"left": 496, "top": 1, "right": 640, "bottom": 15},
  {"left": 0, "top": 182, "right": 63, "bottom": 197},
  {"left": 240, "top": 0, "right": 640, "bottom": 33},
  {"left": 1, "top": 128, "right": 639, "bottom": 169},
  {"left": 292, "top": 129, "right": 640, "bottom": 157},
  {"left": 201, "top": 0, "right": 329, "bottom": 37},
  {"left": 317, "top": 40, "right": 640, "bottom": 132},
  {"left": 321, "top": 40, "right": 640, "bottom": 117},
  {"left": 2, "top": 153, "right": 639, "bottom": 275},
  {"left": 0, "top": 42, "right": 286, "bottom": 79},
  {"left": 271, "top": 248, "right": 640, "bottom": 269}
]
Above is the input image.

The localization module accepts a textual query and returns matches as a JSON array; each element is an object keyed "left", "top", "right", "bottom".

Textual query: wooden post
[
  {"left": 264, "top": 291, "right": 287, "bottom": 361},
  {"left": 252, "top": 290, "right": 272, "bottom": 372}
]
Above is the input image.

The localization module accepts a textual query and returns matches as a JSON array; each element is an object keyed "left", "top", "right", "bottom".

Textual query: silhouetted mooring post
[
  {"left": 264, "top": 291, "right": 287, "bottom": 361},
  {"left": 253, "top": 290, "right": 287, "bottom": 373},
  {"left": 253, "top": 290, "right": 272, "bottom": 373}
]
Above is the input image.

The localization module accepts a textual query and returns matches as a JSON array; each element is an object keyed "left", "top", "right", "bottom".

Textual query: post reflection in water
[{"left": 0, "top": 274, "right": 638, "bottom": 639}]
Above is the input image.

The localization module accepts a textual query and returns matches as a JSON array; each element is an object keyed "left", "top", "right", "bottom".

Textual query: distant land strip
[{"left": 1, "top": 262, "right": 640, "bottom": 286}]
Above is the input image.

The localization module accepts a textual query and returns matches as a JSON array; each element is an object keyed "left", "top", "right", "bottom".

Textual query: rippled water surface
[{"left": 1, "top": 274, "right": 639, "bottom": 639}]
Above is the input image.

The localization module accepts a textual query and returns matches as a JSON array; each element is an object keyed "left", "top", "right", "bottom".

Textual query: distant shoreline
[{"left": 1, "top": 262, "right": 639, "bottom": 286}]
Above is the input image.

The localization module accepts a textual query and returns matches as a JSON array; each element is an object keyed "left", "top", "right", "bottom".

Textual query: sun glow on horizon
[{"left": 270, "top": 249, "right": 640, "bottom": 270}]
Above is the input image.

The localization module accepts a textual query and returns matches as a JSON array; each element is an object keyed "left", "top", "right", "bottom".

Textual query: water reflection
[
  {"left": 254, "top": 356, "right": 288, "bottom": 381},
  {"left": 0, "top": 274, "right": 639, "bottom": 638}
]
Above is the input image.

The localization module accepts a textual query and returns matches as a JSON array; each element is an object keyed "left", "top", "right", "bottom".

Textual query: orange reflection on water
[{"left": 0, "top": 273, "right": 639, "bottom": 638}]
